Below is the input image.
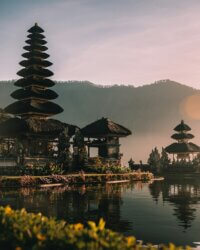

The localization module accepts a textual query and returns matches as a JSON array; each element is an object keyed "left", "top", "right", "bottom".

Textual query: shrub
[
  {"left": 0, "top": 206, "right": 136, "bottom": 250},
  {"left": 19, "top": 163, "right": 65, "bottom": 176},
  {"left": 0, "top": 206, "right": 191, "bottom": 250},
  {"left": 20, "top": 175, "right": 37, "bottom": 187},
  {"left": 84, "top": 164, "right": 131, "bottom": 174}
]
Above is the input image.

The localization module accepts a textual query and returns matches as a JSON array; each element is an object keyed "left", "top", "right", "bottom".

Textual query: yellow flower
[
  {"left": 98, "top": 218, "right": 105, "bottom": 231},
  {"left": 169, "top": 243, "right": 176, "bottom": 250},
  {"left": 74, "top": 223, "right": 83, "bottom": 231},
  {"left": 126, "top": 236, "right": 136, "bottom": 247},
  {"left": 4, "top": 206, "right": 12, "bottom": 215},
  {"left": 15, "top": 247, "right": 22, "bottom": 250},
  {"left": 36, "top": 233, "right": 46, "bottom": 241},
  {"left": 89, "top": 231, "right": 98, "bottom": 240},
  {"left": 88, "top": 221, "right": 98, "bottom": 232}
]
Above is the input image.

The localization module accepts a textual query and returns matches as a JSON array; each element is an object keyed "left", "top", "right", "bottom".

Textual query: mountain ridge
[
  {"left": 0, "top": 79, "right": 198, "bottom": 131},
  {"left": 1, "top": 79, "right": 198, "bottom": 90},
  {"left": 0, "top": 79, "right": 199, "bottom": 162}
]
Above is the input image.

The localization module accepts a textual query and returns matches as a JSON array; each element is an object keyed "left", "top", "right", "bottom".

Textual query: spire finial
[{"left": 35, "top": 22, "right": 38, "bottom": 26}]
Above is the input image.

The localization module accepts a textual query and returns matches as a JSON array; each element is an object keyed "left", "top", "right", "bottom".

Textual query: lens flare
[{"left": 182, "top": 94, "right": 200, "bottom": 120}]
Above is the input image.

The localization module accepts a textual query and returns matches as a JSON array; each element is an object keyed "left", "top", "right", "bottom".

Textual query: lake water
[{"left": 0, "top": 177, "right": 200, "bottom": 247}]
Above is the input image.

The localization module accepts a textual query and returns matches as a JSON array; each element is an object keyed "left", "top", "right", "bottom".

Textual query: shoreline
[{"left": 0, "top": 172, "right": 153, "bottom": 187}]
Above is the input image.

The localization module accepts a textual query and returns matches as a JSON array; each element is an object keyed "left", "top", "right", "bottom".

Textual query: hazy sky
[{"left": 1, "top": 0, "right": 200, "bottom": 87}]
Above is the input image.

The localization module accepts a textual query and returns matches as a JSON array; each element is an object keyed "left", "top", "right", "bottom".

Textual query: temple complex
[
  {"left": 165, "top": 120, "right": 200, "bottom": 161},
  {"left": 0, "top": 23, "right": 76, "bottom": 166},
  {"left": 0, "top": 24, "right": 132, "bottom": 170}
]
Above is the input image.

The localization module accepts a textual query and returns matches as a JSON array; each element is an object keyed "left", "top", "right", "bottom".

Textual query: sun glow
[{"left": 182, "top": 94, "right": 200, "bottom": 120}]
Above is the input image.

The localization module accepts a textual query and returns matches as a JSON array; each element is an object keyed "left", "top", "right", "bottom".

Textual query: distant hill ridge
[{"left": 0, "top": 79, "right": 199, "bottom": 134}]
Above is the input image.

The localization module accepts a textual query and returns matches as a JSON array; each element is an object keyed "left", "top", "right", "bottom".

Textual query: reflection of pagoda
[
  {"left": 149, "top": 179, "right": 200, "bottom": 231},
  {"left": 165, "top": 120, "right": 200, "bottom": 161}
]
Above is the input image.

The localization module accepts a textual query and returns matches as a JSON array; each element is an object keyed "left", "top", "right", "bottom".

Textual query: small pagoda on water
[
  {"left": 165, "top": 120, "right": 200, "bottom": 161},
  {"left": 0, "top": 23, "right": 76, "bottom": 166}
]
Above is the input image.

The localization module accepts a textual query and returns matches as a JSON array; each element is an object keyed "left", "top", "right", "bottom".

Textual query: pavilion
[
  {"left": 165, "top": 120, "right": 200, "bottom": 161},
  {"left": 81, "top": 117, "right": 132, "bottom": 164}
]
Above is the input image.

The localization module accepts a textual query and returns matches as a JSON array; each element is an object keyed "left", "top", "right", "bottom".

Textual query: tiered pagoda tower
[
  {"left": 5, "top": 23, "right": 63, "bottom": 119},
  {"left": 165, "top": 120, "right": 200, "bottom": 161},
  {"left": 0, "top": 24, "right": 75, "bottom": 165}
]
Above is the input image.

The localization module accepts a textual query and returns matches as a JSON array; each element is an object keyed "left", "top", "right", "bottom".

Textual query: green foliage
[
  {"left": 191, "top": 153, "right": 200, "bottom": 168},
  {"left": 85, "top": 165, "right": 131, "bottom": 174},
  {"left": 168, "top": 159, "right": 200, "bottom": 173},
  {"left": 147, "top": 147, "right": 171, "bottom": 173},
  {"left": 147, "top": 147, "right": 161, "bottom": 173},
  {"left": 128, "top": 158, "right": 135, "bottom": 170},
  {"left": 0, "top": 172, "right": 153, "bottom": 187},
  {"left": 84, "top": 157, "right": 131, "bottom": 174},
  {"left": 0, "top": 206, "right": 191, "bottom": 250},
  {"left": 0, "top": 206, "right": 136, "bottom": 250},
  {"left": 84, "top": 162, "right": 131, "bottom": 174},
  {"left": 19, "top": 163, "right": 65, "bottom": 176},
  {"left": 166, "top": 154, "right": 200, "bottom": 172},
  {"left": 160, "top": 148, "right": 170, "bottom": 169}
]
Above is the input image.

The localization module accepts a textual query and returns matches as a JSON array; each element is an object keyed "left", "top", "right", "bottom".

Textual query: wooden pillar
[{"left": 87, "top": 138, "right": 90, "bottom": 158}]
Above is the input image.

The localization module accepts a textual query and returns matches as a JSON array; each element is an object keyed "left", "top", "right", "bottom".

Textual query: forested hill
[
  {"left": 1, "top": 79, "right": 200, "bottom": 162},
  {"left": 0, "top": 79, "right": 198, "bottom": 134}
]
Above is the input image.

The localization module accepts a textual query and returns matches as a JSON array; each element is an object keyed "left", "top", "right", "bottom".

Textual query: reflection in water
[
  {"left": 149, "top": 178, "right": 200, "bottom": 231},
  {"left": 0, "top": 179, "right": 200, "bottom": 246},
  {"left": 0, "top": 184, "right": 132, "bottom": 233}
]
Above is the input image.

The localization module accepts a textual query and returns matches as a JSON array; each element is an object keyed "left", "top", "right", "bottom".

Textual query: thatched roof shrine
[
  {"left": 0, "top": 117, "right": 77, "bottom": 138},
  {"left": 81, "top": 117, "right": 131, "bottom": 138},
  {"left": 0, "top": 23, "right": 79, "bottom": 164},
  {"left": 165, "top": 120, "right": 200, "bottom": 159}
]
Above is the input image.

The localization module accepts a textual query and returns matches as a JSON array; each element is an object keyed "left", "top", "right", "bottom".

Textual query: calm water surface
[{"left": 0, "top": 177, "right": 200, "bottom": 247}]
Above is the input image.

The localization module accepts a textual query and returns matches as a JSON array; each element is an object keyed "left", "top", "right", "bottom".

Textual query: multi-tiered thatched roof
[
  {"left": 5, "top": 23, "right": 63, "bottom": 118},
  {"left": 165, "top": 120, "right": 200, "bottom": 154},
  {"left": 0, "top": 24, "right": 74, "bottom": 138}
]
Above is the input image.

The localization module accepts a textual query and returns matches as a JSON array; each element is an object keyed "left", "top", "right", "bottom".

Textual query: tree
[
  {"left": 57, "top": 132, "right": 72, "bottom": 171},
  {"left": 128, "top": 158, "right": 135, "bottom": 170},
  {"left": 160, "top": 147, "right": 170, "bottom": 169},
  {"left": 192, "top": 153, "right": 200, "bottom": 171},
  {"left": 147, "top": 147, "right": 161, "bottom": 173}
]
